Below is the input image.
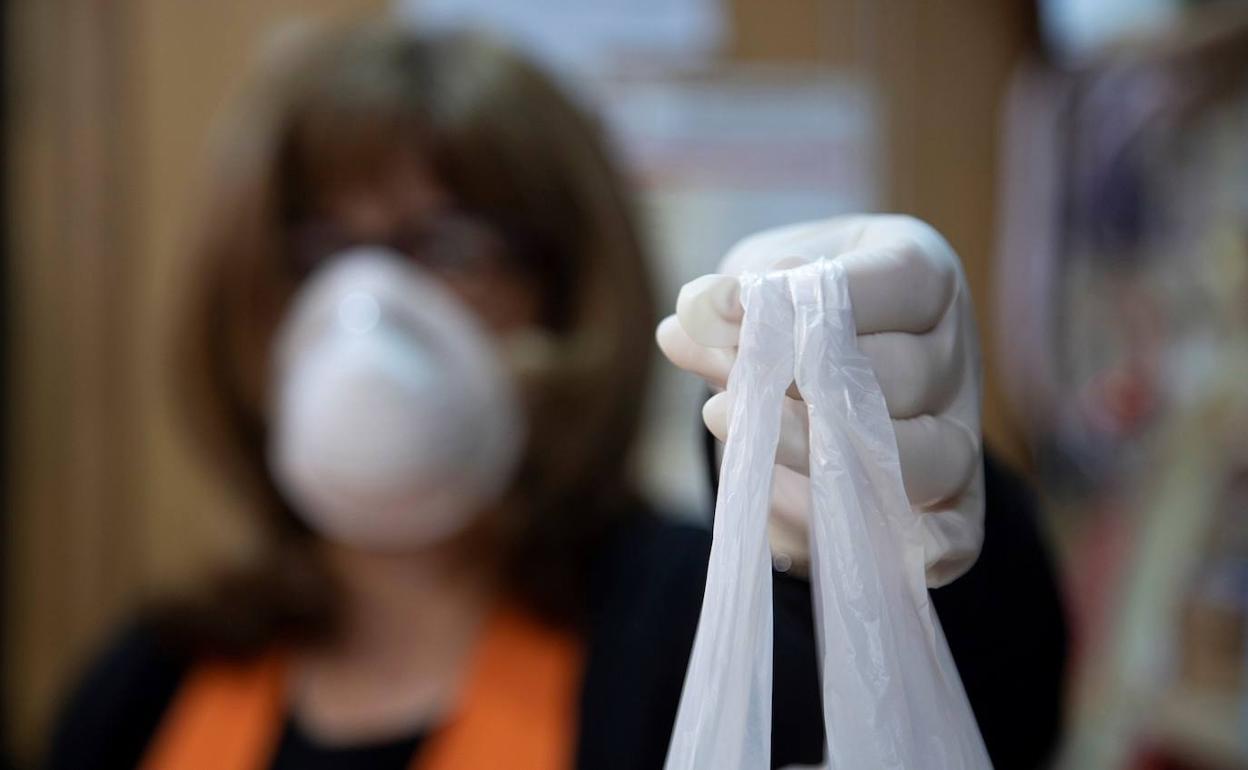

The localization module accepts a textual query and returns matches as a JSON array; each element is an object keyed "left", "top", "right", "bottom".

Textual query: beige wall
[
  {"left": 4, "top": 0, "right": 1029, "bottom": 759},
  {"left": 4, "top": 1, "right": 386, "bottom": 757}
]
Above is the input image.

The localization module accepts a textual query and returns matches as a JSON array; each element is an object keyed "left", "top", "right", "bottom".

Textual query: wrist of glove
[{"left": 656, "top": 215, "right": 984, "bottom": 587}]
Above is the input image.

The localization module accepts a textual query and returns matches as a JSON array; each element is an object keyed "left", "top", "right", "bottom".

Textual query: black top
[{"left": 43, "top": 454, "right": 1067, "bottom": 770}]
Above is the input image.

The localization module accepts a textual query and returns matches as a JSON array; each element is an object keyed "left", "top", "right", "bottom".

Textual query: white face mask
[{"left": 268, "top": 246, "right": 525, "bottom": 550}]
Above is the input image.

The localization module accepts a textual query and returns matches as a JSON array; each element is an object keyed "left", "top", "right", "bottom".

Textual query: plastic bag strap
[
  {"left": 792, "top": 260, "right": 990, "bottom": 769},
  {"left": 664, "top": 271, "right": 795, "bottom": 770}
]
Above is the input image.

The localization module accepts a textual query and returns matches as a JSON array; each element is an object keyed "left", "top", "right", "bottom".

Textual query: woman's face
[
  {"left": 304, "top": 151, "right": 542, "bottom": 336},
  {"left": 273, "top": 151, "right": 538, "bottom": 556}
]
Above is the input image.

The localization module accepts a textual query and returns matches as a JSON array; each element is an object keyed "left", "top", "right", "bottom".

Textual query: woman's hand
[{"left": 656, "top": 215, "right": 984, "bottom": 587}]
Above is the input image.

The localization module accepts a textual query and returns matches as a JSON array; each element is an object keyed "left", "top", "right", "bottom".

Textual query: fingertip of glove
[
  {"left": 655, "top": 314, "right": 681, "bottom": 353},
  {"left": 701, "top": 391, "right": 731, "bottom": 439},
  {"left": 676, "top": 274, "right": 742, "bottom": 348}
]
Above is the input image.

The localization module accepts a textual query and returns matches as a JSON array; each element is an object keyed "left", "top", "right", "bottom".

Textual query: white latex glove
[{"left": 656, "top": 215, "right": 984, "bottom": 587}]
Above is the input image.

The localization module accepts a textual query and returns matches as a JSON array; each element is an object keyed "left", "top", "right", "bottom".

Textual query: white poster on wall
[
  {"left": 395, "top": 0, "right": 725, "bottom": 76},
  {"left": 600, "top": 72, "right": 877, "bottom": 514}
]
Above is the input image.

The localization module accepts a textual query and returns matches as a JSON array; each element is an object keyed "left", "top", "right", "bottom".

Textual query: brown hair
[{"left": 167, "top": 20, "right": 656, "bottom": 652}]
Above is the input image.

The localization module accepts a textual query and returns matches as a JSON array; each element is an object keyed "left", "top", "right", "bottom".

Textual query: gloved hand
[{"left": 656, "top": 215, "right": 983, "bottom": 587}]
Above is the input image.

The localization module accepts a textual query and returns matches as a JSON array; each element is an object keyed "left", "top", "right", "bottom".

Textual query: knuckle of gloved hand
[
  {"left": 894, "top": 236, "right": 957, "bottom": 332},
  {"left": 865, "top": 335, "right": 926, "bottom": 419},
  {"left": 942, "top": 420, "right": 982, "bottom": 497},
  {"left": 908, "top": 320, "right": 963, "bottom": 416},
  {"left": 901, "top": 415, "right": 979, "bottom": 505},
  {"left": 891, "top": 215, "right": 957, "bottom": 266},
  {"left": 894, "top": 336, "right": 936, "bottom": 417},
  {"left": 925, "top": 540, "right": 980, "bottom": 587}
]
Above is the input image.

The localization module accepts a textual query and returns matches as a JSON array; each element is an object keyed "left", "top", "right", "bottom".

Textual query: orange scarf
[{"left": 141, "top": 608, "right": 583, "bottom": 770}]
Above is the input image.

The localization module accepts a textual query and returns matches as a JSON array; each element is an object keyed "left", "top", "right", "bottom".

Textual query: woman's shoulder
[{"left": 42, "top": 616, "right": 192, "bottom": 770}]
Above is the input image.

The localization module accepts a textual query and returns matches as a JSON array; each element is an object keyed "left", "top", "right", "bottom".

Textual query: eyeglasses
[{"left": 288, "top": 212, "right": 512, "bottom": 277}]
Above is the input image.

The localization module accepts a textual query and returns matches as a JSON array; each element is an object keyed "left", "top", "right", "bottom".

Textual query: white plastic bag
[{"left": 664, "top": 260, "right": 991, "bottom": 770}]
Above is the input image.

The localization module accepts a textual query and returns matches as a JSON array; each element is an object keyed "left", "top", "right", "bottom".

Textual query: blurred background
[{"left": 3, "top": 0, "right": 1247, "bottom": 768}]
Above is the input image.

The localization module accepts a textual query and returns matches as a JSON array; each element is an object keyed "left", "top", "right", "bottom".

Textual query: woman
[{"left": 45, "top": 20, "right": 1066, "bottom": 770}]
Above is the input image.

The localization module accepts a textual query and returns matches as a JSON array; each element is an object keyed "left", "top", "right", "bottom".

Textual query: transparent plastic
[{"left": 664, "top": 260, "right": 991, "bottom": 770}]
